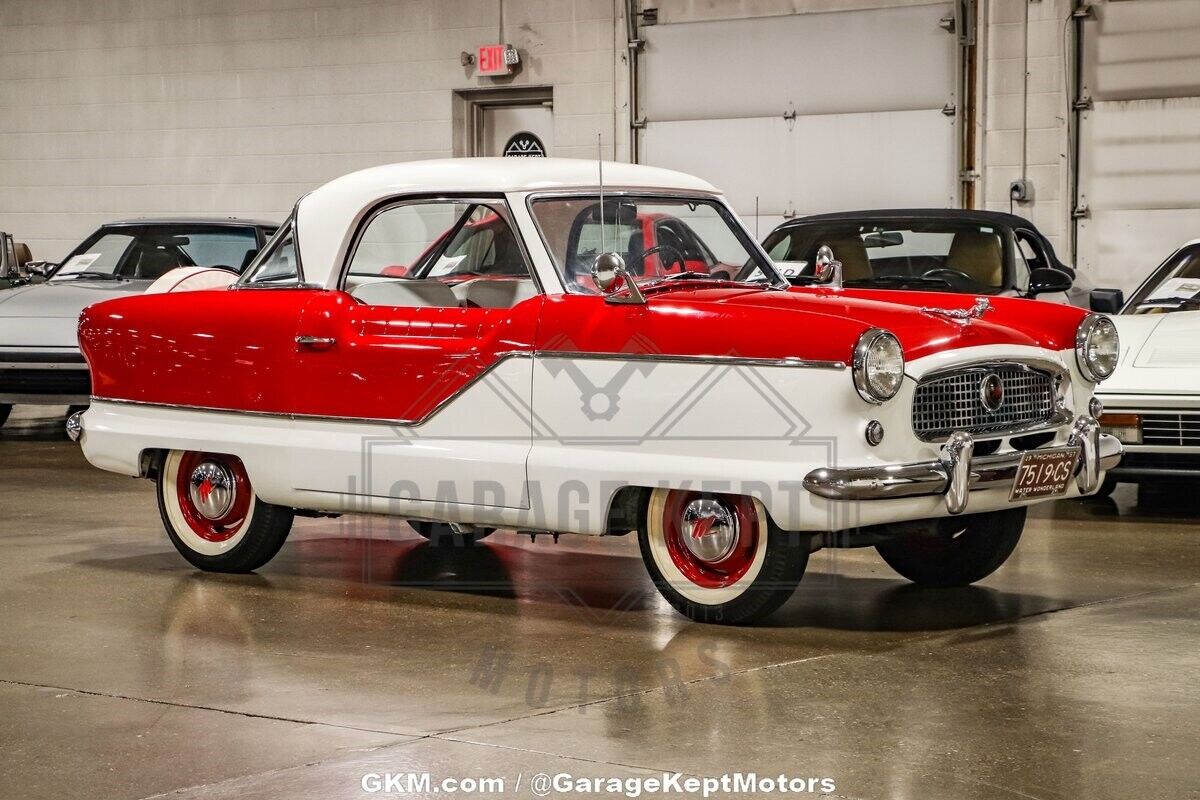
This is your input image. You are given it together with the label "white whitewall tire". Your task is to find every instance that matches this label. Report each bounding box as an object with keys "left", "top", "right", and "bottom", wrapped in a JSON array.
[
  {"left": 157, "top": 450, "right": 294, "bottom": 573},
  {"left": 638, "top": 488, "right": 809, "bottom": 624}
]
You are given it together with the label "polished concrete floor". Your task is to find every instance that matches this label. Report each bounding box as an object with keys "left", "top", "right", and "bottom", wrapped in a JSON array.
[{"left": 1, "top": 406, "right": 1198, "bottom": 800}]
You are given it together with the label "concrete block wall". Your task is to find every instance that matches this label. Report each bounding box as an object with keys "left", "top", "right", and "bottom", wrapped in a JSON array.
[
  {"left": 979, "top": 0, "right": 1074, "bottom": 260},
  {"left": 0, "top": 0, "right": 627, "bottom": 260},
  {"left": 0, "top": 0, "right": 1081, "bottom": 267}
]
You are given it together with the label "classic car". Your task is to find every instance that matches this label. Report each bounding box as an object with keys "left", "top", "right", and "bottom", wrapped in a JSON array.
[
  {"left": 1091, "top": 238, "right": 1200, "bottom": 494},
  {"left": 0, "top": 218, "right": 276, "bottom": 428},
  {"left": 762, "top": 209, "right": 1085, "bottom": 305},
  {"left": 72, "top": 158, "right": 1121, "bottom": 625},
  {"left": 0, "top": 232, "right": 34, "bottom": 290}
]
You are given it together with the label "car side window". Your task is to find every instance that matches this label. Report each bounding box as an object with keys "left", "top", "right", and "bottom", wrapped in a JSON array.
[
  {"left": 242, "top": 225, "right": 299, "bottom": 284},
  {"left": 345, "top": 200, "right": 536, "bottom": 309},
  {"left": 766, "top": 234, "right": 792, "bottom": 261}
]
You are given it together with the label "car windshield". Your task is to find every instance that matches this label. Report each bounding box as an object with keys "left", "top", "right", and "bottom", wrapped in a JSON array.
[
  {"left": 529, "top": 195, "right": 778, "bottom": 293},
  {"left": 763, "top": 220, "right": 1010, "bottom": 294},
  {"left": 1125, "top": 243, "right": 1200, "bottom": 314},
  {"left": 52, "top": 225, "right": 259, "bottom": 281}
]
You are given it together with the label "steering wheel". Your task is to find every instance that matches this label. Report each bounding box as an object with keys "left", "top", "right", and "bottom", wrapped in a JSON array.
[
  {"left": 636, "top": 244, "right": 687, "bottom": 276},
  {"left": 922, "top": 267, "right": 977, "bottom": 287}
]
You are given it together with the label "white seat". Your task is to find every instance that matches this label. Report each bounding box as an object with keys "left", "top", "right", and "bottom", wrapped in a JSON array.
[
  {"left": 451, "top": 278, "right": 538, "bottom": 308},
  {"left": 350, "top": 279, "right": 461, "bottom": 307}
]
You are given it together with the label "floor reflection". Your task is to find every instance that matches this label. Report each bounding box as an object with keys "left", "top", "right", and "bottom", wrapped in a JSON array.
[{"left": 0, "top": 405, "right": 73, "bottom": 440}]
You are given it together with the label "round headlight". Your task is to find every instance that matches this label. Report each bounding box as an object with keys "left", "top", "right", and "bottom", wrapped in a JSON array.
[
  {"left": 1076, "top": 314, "right": 1119, "bottom": 382},
  {"left": 853, "top": 329, "right": 904, "bottom": 403}
]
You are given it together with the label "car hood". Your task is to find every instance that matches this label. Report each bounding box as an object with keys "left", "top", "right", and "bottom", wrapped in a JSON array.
[
  {"left": 1102, "top": 312, "right": 1200, "bottom": 395},
  {"left": 0, "top": 279, "right": 148, "bottom": 349},
  {"left": 663, "top": 285, "right": 1086, "bottom": 362}
]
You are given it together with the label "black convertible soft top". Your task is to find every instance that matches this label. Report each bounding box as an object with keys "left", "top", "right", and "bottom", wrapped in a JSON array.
[{"left": 772, "top": 208, "right": 1072, "bottom": 276}]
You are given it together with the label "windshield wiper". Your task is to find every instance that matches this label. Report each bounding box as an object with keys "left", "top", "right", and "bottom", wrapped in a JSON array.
[
  {"left": 660, "top": 271, "right": 715, "bottom": 282},
  {"left": 61, "top": 272, "right": 120, "bottom": 281},
  {"left": 1136, "top": 296, "right": 1200, "bottom": 310},
  {"left": 845, "top": 276, "right": 955, "bottom": 290},
  {"left": 642, "top": 271, "right": 772, "bottom": 293}
]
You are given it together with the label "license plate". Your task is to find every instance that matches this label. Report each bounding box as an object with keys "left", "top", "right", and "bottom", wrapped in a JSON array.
[{"left": 1009, "top": 448, "right": 1079, "bottom": 501}]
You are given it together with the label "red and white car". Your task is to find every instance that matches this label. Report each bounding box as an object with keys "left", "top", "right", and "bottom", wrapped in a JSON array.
[{"left": 72, "top": 158, "right": 1122, "bottom": 624}]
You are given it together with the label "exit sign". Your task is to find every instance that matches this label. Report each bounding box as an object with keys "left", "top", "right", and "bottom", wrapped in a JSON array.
[{"left": 477, "top": 43, "right": 518, "bottom": 77}]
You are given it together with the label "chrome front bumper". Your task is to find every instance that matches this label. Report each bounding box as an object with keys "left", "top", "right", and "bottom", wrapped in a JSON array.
[{"left": 803, "top": 415, "right": 1123, "bottom": 514}]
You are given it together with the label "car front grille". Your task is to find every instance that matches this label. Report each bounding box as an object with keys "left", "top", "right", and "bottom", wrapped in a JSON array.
[
  {"left": 0, "top": 368, "right": 91, "bottom": 396},
  {"left": 912, "top": 363, "right": 1058, "bottom": 441},
  {"left": 1141, "top": 413, "right": 1200, "bottom": 446}
]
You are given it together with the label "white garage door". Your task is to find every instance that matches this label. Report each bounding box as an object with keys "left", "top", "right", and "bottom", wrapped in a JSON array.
[
  {"left": 1076, "top": 0, "right": 1200, "bottom": 291},
  {"left": 639, "top": 3, "right": 959, "bottom": 236}
]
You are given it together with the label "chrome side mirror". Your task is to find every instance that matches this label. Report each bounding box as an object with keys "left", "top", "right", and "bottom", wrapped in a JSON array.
[
  {"left": 814, "top": 245, "right": 843, "bottom": 288},
  {"left": 25, "top": 261, "right": 56, "bottom": 278},
  {"left": 591, "top": 252, "right": 646, "bottom": 305}
]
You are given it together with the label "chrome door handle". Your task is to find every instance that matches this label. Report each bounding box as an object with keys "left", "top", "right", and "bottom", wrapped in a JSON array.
[{"left": 296, "top": 335, "right": 336, "bottom": 350}]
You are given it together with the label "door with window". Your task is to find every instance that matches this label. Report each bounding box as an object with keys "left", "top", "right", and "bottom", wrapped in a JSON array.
[{"left": 289, "top": 198, "right": 542, "bottom": 509}]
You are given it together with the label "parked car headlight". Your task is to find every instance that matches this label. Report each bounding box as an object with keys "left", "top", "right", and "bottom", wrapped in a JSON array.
[
  {"left": 853, "top": 328, "right": 904, "bottom": 403},
  {"left": 1075, "top": 314, "right": 1119, "bottom": 382}
]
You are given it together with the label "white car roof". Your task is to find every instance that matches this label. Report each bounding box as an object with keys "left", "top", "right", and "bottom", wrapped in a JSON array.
[{"left": 294, "top": 157, "right": 720, "bottom": 288}]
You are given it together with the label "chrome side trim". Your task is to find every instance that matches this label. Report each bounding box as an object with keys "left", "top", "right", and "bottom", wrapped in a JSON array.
[
  {"left": 536, "top": 351, "right": 846, "bottom": 370},
  {"left": 0, "top": 362, "right": 88, "bottom": 371},
  {"left": 804, "top": 418, "right": 1122, "bottom": 508}
]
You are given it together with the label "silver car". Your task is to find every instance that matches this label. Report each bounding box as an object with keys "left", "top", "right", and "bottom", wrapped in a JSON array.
[{"left": 0, "top": 218, "right": 276, "bottom": 428}]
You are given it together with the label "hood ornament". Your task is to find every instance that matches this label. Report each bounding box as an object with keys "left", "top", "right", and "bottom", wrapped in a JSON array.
[{"left": 921, "top": 297, "right": 992, "bottom": 323}]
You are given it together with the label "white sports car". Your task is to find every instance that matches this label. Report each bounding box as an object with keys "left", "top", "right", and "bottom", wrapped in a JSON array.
[
  {"left": 1095, "top": 239, "right": 1200, "bottom": 493},
  {"left": 0, "top": 218, "right": 276, "bottom": 428}
]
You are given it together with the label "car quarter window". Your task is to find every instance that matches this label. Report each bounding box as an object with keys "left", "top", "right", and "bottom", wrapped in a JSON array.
[
  {"left": 241, "top": 224, "right": 299, "bottom": 284},
  {"left": 344, "top": 200, "right": 537, "bottom": 310}
]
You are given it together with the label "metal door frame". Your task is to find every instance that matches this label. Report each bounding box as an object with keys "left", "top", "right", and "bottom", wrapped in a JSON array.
[{"left": 453, "top": 86, "right": 554, "bottom": 157}]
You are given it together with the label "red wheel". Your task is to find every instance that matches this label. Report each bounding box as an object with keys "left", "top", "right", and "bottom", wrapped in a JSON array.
[
  {"left": 659, "top": 491, "right": 760, "bottom": 589},
  {"left": 173, "top": 451, "right": 253, "bottom": 544},
  {"left": 157, "top": 450, "right": 293, "bottom": 572},
  {"left": 639, "top": 488, "right": 808, "bottom": 624}
]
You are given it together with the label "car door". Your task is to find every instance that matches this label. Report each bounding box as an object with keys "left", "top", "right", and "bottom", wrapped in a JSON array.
[{"left": 288, "top": 199, "right": 541, "bottom": 510}]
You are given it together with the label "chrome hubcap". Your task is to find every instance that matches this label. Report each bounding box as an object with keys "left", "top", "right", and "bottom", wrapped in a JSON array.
[
  {"left": 681, "top": 498, "right": 739, "bottom": 563},
  {"left": 188, "top": 462, "right": 235, "bottom": 520}
]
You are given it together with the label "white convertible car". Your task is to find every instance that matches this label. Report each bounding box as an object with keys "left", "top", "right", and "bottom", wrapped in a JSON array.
[{"left": 1095, "top": 239, "right": 1200, "bottom": 493}]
